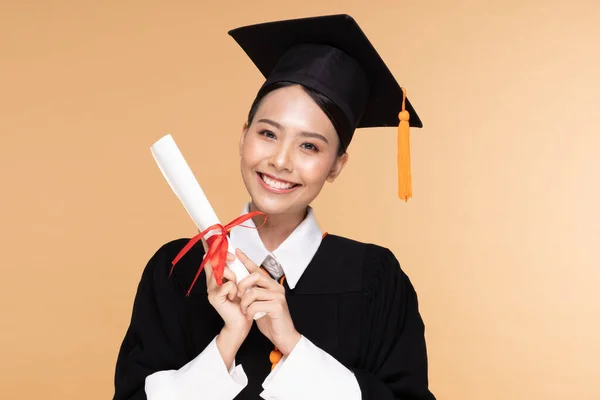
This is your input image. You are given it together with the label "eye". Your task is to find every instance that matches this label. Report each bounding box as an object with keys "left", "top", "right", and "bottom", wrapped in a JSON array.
[
  {"left": 258, "top": 129, "right": 276, "bottom": 139},
  {"left": 301, "top": 142, "right": 319, "bottom": 152}
]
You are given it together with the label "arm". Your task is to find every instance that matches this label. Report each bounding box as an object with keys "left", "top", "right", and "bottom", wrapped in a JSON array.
[
  {"left": 351, "top": 247, "right": 436, "bottom": 400},
  {"left": 112, "top": 241, "right": 248, "bottom": 400},
  {"left": 232, "top": 249, "right": 362, "bottom": 400},
  {"left": 144, "top": 335, "right": 247, "bottom": 400},
  {"left": 259, "top": 247, "right": 436, "bottom": 400}
]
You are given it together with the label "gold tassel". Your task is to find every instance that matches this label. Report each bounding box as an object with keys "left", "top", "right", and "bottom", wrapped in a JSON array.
[{"left": 397, "top": 87, "right": 412, "bottom": 201}]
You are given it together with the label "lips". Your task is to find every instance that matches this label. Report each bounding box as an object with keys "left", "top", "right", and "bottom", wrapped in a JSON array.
[{"left": 257, "top": 172, "right": 300, "bottom": 193}]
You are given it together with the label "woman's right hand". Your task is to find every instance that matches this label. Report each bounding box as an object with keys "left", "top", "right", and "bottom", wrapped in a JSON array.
[{"left": 202, "top": 241, "right": 252, "bottom": 368}]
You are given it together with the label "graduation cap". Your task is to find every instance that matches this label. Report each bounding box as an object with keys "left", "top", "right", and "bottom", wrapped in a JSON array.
[{"left": 228, "top": 14, "right": 422, "bottom": 201}]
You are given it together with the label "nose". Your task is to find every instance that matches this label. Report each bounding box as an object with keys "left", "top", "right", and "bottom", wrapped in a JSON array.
[{"left": 268, "top": 143, "right": 293, "bottom": 172}]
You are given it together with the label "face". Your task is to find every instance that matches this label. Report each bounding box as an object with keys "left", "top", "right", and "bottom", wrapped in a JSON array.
[{"left": 239, "top": 85, "right": 348, "bottom": 217}]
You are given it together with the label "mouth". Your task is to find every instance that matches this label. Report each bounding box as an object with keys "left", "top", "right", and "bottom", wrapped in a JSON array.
[{"left": 256, "top": 172, "right": 301, "bottom": 193}]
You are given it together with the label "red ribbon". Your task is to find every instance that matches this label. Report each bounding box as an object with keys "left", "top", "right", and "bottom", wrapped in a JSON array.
[{"left": 170, "top": 211, "right": 267, "bottom": 296}]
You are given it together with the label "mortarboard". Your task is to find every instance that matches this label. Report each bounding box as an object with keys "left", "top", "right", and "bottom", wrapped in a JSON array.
[{"left": 228, "top": 14, "right": 422, "bottom": 201}]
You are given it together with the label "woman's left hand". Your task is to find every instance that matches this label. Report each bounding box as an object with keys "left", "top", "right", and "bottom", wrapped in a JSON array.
[{"left": 235, "top": 248, "right": 302, "bottom": 357}]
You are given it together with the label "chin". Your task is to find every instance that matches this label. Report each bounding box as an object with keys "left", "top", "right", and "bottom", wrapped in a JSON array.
[
  {"left": 248, "top": 188, "right": 312, "bottom": 218},
  {"left": 250, "top": 194, "right": 300, "bottom": 216}
]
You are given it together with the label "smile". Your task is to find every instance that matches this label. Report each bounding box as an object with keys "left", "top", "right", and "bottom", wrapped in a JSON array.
[{"left": 257, "top": 172, "right": 300, "bottom": 193}]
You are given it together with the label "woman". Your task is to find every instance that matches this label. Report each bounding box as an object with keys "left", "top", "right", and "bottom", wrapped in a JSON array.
[{"left": 113, "top": 14, "right": 436, "bottom": 400}]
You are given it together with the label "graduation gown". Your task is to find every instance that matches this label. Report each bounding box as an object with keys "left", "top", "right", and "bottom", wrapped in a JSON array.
[{"left": 113, "top": 233, "right": 436, "bottom": 399}]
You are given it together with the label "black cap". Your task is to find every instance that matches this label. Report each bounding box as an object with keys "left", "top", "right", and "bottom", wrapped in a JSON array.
[{"left": 228, "top": 13, "right": 422, "bottom": 150}]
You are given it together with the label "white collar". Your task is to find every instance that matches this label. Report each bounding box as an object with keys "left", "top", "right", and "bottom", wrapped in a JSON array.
[{"left": 229, "top": 203, "right": 323, "bottom": 289}]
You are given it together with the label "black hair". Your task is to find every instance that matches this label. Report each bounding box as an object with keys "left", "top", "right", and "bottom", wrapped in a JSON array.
[{"left": 246, "top": 82, "right": 350, "bottom": 156}]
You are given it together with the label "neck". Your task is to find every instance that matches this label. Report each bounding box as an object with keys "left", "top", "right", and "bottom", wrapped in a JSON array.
[{"left": 248, "top": 202, "right": 308, "bottom": 252}]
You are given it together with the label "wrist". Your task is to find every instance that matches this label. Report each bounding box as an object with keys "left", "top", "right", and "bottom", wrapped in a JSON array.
[
  {"left": 279, "top": 331, "right": 302, "bottom": 357},
  {"left": 219, "top": 325, "right": 248, "bottom": 350},
  {"left": 216, "top": 327, "right": 246, "bottom": 368}
]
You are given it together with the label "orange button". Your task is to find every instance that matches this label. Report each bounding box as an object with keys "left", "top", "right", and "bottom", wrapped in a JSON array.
[{"left": 269, "top": 349, "right": 283, "bottom": 364}]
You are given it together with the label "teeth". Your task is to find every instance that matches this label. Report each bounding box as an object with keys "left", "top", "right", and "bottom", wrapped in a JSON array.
[{"left": 261, "top": 174, "right": 295, "bottom": 190}]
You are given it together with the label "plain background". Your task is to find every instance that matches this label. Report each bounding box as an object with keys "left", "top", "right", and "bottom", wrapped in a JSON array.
[{"left": 1, "top": 0, "right": 599, "bottom": 399}]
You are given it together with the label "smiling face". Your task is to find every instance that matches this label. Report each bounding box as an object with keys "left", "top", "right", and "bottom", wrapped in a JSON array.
[{"left": 239, "top": 84, "right": 348, "bottom": 217}]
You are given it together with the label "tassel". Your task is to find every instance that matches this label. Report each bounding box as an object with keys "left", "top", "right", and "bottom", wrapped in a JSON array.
[{"left": 397, "top": 87, "right": 412, "bottom": 201}]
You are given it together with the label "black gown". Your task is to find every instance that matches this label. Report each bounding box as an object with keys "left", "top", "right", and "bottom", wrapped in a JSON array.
[{"left": 113, "top": 234, "right": 436, "bottom": 400}]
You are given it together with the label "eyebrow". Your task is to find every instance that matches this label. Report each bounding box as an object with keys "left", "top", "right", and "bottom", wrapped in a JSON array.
[{"left": 257, "top": 118, "right": 330, "bottom": 144}]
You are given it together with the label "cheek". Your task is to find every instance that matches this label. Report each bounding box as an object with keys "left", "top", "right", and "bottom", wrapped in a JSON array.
[
  {"left": 241, "top": 138, "right": 267, "bottom": 166},
  {"left": 296, "top": 156, "right": 334, "bottom": 184}
]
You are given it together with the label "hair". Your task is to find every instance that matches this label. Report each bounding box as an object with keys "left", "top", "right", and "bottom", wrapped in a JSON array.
[{"left": 246, "top": 81, "right": 351, "bottom": 156}]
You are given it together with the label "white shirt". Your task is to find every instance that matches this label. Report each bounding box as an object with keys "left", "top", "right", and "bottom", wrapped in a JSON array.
[
  {"left": 145, "top": 204, "right": 362, "bottom": 400},
  {"left": 229, "top": 204, "right": 323, "bottom": 287}
]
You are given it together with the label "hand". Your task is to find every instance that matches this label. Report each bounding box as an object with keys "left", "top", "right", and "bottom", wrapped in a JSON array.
[
  {"left": 236, "top": 249, "right": 302, "bottom": 357},
  {"left": 202, "top": 239, "right": 252, "bottom": 368}
]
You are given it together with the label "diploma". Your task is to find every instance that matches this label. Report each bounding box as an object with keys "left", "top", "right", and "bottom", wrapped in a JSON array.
[{"left": 150, "top": 134, "right": 265, "bottom": 319}]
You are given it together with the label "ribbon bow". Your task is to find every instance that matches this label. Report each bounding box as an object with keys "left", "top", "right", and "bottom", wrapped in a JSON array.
[{"left": 170, "top": 211, "right": 267, "bottom": 296}]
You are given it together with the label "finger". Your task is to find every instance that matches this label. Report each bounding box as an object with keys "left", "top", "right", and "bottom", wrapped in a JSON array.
[
  {"left": 246, "top": 300, "right": 285, "bottom": 320},
  {"left": 204, "top": 259, "right": 212, "bottom": 281},
  {"left": 238, "top": 272, "right": 281, "bottom": 295},
  {"left": 222, "top": 266, "right": 236, "bottom": 283},
  {"left": 210, "top": 280, "right": 238, "bottom": 303},
  {"left": 204, "top": 253, "right": 234, "bottom": 281},
  {"left": 224, "top": 281, "right": 239, "bottom": 301},
  {"left": 235, "top": 248, "right": 261, "bottom": 273},
  {"left": 203, "top": 257, "right": 215, "bottom": 288},
  {"left": 240, "top": 287, "right": 276, "bottom": 314}
]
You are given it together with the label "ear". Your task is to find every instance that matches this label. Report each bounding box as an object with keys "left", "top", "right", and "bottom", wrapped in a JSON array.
[
  {"left": 326, "top": 152, "right": 349, "bottom": 182},
  {"left": 239, "top": 122, "right": 249, "bottom": 156}
]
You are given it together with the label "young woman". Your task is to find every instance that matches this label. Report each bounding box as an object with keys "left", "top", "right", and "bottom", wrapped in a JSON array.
[{"left": 113, "top": 14, "right": 436, "bottom": 400}]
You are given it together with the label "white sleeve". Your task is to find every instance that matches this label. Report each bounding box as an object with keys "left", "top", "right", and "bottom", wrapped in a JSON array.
[
  {"left": 260, "top": 336, "right": 361, "bottom": 400},
  {"left": 145, "top": 336, "right": 248, "bottom": 400}
]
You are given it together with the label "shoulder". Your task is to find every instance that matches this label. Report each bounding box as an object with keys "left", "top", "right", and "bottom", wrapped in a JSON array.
[
  {"left": 328, "top": 235, "right": 424, "bottom": 320},
  {"left": 324, "top": 233, "right": 399, "bottom": 267},
  {"left": 324, "top": 233, "right": 407, "bottom": 291},
  {"left": 139, "top": 237, "right": 207, "bottom": 296}
]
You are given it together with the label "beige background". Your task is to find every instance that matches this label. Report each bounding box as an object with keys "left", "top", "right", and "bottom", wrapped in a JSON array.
[{"left": 1, "top": 0, "right": 599, "bottom": 399}]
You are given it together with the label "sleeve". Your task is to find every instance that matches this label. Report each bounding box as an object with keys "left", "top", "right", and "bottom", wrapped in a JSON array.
[
  {"left": 145, "top": 336, "right": 247, "bottom": 400},
  {"left": 112, "top": 241, "right": 247, "bottom": 400},
  {"left": 351, "top": 247, "right": 436, "bottom": 400},
  {"left": 259, "top": 335, "right": 361, "bottom": 400}
]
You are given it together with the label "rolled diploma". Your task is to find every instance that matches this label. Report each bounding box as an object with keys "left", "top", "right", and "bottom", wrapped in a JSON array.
[{"left": 150, "top": 134, "right": 264, "bottom": 319}]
